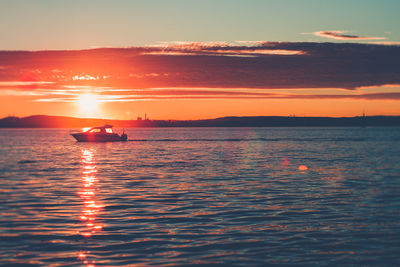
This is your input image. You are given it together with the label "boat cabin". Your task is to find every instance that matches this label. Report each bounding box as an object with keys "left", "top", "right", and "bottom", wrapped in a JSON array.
[{"left": 86, "top": 125, "right": 114, "bottom": 134}]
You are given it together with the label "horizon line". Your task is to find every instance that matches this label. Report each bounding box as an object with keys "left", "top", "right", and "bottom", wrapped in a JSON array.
[{"left": 3, "top": 114, "right": 400, "bottom": 121}]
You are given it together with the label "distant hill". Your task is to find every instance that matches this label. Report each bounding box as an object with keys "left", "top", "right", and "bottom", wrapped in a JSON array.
[
  {"left": 1, "top": 115, "right": 400, "bottom": 128},
  {"left": 0, "top": 115, "right": 137, "bottom": 128}
]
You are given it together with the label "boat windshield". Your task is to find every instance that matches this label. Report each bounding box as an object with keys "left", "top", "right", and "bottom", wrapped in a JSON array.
[
  {"left": 89, "top": 128, "right": 101, "bottom": 133},
  {"left": 105, "top": 128, "right": 113, "bottom": 133}
]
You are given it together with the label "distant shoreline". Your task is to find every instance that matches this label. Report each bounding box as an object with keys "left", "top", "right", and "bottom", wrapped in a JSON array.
[{"left": 1, "top": 115, "right": 400, "bottom": 128}]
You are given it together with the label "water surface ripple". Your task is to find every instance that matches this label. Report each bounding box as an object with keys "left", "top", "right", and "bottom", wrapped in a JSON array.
[{"left": 1, "top": 127, "right": 400, "bottom": 266}]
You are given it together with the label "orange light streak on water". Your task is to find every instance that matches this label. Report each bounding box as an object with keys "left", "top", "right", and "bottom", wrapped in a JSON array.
[
  {"left": 77, "top": 148, "right": 104, "bottom": 266},
  {"left": 298, "top": 165, "right": 309, "bottom": 171}
]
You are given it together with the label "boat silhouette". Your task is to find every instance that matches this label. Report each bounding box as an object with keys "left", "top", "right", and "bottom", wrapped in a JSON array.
[{"left": 71, "top": 125, "right": 127, "bottom": 142}]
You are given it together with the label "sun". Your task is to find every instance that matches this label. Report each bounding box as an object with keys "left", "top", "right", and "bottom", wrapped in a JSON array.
[{"left": 77, "top": 93, "right": 100, "bottom": 116}]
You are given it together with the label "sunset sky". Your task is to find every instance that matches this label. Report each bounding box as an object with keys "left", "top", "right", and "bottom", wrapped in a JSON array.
[{"left": 1, "top": 0, "right": 400, "bottom": 120}]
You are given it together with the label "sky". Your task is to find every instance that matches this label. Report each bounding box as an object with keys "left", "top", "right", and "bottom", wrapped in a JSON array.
[{"left": 0, "top": 0, "right": 400, "bottom": 120}]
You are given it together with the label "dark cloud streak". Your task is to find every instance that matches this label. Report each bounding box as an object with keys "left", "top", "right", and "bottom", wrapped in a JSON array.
[{"left": 0, "top": 42, "right": 400, "bottom": 92}]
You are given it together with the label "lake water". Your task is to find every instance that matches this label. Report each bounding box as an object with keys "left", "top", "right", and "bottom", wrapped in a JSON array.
[{"left": 0, "top": 127, "right": 400, "bottom": 266}]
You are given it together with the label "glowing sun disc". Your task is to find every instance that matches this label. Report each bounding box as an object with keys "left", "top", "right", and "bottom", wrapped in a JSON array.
[{"left": 77, "top": 94, "right": 99, "bottom": 114}]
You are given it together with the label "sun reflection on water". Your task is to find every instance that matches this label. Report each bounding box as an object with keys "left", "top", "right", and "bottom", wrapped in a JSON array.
[{"left": 78, "top": 148, "right": 104, "bottom": 266}]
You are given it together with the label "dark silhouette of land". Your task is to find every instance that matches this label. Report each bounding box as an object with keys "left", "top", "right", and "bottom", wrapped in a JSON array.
[{"left": 1, "top": 115, "right": 400, "bottom": 128}]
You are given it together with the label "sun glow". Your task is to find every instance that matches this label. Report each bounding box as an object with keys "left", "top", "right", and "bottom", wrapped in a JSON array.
[{"left": 77, "top": 94, "right": 100, "bottom": 116}]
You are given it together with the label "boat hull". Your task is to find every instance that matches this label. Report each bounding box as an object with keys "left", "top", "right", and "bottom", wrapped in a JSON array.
[{"left": 71, "top": 133, "right": 127, "bottom": 142}]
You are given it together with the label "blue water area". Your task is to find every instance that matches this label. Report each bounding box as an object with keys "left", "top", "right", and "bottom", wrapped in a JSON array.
[{"left": 0, "top": 127, "right": 400, "bottom": 266}]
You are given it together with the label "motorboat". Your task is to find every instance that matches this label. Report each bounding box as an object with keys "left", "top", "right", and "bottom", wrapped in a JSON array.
[{"left": 71, "top": 125, "right": 127, "bottom": 142}]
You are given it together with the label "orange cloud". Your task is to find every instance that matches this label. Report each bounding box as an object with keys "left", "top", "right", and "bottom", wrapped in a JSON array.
[
  {"left": 368, "top": 41, "right": 400, "bottom": 46},
  {"left": 313, "top": 30, "right": 386, "bottom": 40},
  {"left": 28, "top": 87, "right": 400, "bottom": 103}
]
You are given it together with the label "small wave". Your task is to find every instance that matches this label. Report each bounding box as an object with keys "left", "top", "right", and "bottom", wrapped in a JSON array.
[
  {"left": 129, "top": 138, "right": 273, "bottom": 142},
  {"left": 17, "top": 160, "right": 38, "bottom": 164},
  {"left": 127, "top": 137, "right": 367, "bottom": 142}
]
